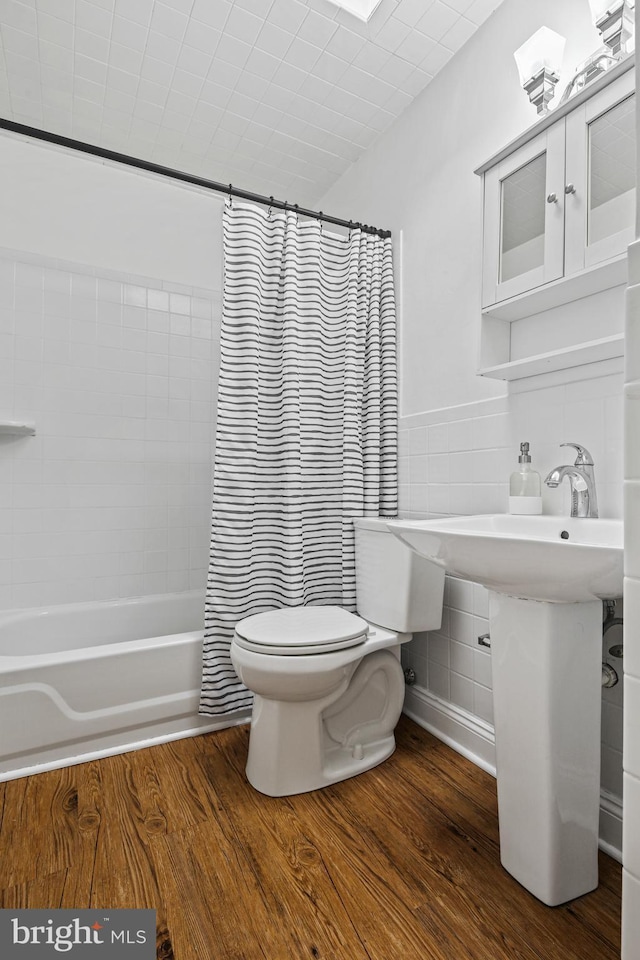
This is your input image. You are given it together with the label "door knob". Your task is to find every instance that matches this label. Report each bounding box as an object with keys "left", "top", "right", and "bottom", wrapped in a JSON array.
[
  {"left": 565, "top": 183, "right": 576, "bottom": 195},
  {"left": 547, "top": 193, "right": 558, "bottom": 204}
]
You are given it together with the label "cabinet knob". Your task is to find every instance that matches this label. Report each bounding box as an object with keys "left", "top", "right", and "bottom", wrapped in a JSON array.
[
  {"left": 547, "top": 192, "right": 558, "bottom": 204},
  {"left": 565, "top": 183, "right": 577, "bottom": 195}
]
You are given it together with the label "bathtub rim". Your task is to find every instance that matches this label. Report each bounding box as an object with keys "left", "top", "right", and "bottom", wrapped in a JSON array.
[
  {"left": 0, "top": 588, "right": 205, "bottom": 667},
  {"left": 0, "top": 629, "right": 204, "bottom": 673}
]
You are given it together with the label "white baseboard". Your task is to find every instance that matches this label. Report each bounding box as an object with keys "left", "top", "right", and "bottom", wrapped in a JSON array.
[
  {"left": 403, "top": 684, "right": 496, "bottom": 775},
  {"left": 600, "top": 789, "right": 623, "bottom": 863},
  {"left": 403, "top": 684, "right": 622, "bottom": 862}
]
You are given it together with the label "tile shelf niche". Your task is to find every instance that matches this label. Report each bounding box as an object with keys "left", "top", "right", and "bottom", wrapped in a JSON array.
[
  {"left": 0, "top": 421, "right": 36, "bottom": 436},
  {"left": 475, "top": 55, "right": 634, "bottom": 381}
]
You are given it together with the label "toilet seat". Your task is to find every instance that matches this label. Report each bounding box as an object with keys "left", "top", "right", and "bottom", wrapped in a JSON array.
[{"left": 234, "top": 605, "right": 369, "bottom": 656}]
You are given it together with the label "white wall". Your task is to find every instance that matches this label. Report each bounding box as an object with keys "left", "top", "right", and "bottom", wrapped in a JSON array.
[
  {"left": 320, "top": 0, "right": 604, "bottom": 416},
  {"left": 320, "top": 0, "right": 626, "bottom": 853},
  {"left": 0, "top": 132, "right": 224, "bottom": 608},
  {"left": 0, "top": 135, "right": 222, "bottom": 288}
]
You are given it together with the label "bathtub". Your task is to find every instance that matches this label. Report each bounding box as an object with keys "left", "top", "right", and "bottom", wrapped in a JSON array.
[{"left": 0, "top": 590, "right": 245, "bottom": 781}]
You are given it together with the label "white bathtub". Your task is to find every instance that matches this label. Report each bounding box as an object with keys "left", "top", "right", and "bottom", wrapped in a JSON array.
[{"left": 0, "top": 590, "right": 243, "bottom": 781}]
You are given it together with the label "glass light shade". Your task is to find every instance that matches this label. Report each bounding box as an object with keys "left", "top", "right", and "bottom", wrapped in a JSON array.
[
  {"left": 588, "top": 0, "right": 619, "bottom": 23},
  {"left": 323, "top": 0, "right": 383, "bottom": 20},
  {"left": 513, "top": 27, "right": 567, "bottom": 86}
]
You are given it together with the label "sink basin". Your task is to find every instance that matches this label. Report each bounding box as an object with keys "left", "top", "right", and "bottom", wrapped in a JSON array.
[{"left": 387, "top": 514, "right": 623, "bottom": 603}]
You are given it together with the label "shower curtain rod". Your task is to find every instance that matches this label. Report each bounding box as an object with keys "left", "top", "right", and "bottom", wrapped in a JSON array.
[{"left": 0, "top": 117, "right": 391, "bottom": 239}]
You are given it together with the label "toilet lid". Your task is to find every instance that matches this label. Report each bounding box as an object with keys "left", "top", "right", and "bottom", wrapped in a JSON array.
[{"left": 234, "top": 606, "right": 369, "bottom": 656}]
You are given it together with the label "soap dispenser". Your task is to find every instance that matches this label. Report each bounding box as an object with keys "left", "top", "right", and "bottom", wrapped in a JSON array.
[{"left": 509, "top": 442, "right": 542, "bottom": 515}]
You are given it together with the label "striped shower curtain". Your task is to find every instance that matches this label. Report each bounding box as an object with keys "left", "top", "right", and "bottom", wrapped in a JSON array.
[{"left": 199, "top": 201, "right": 397, "bottom": 716}]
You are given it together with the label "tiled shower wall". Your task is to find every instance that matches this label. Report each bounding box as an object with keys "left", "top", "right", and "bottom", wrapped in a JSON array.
[
  {"left": 0, "top": 247, "right": 220, "bottom": 610},
  {"left": 399, "top": 365, "right": 625, "bottom": 826}
]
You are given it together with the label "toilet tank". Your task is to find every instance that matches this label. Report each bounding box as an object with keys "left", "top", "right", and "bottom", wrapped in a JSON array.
[{"left": 353, "top": 518, "right": 445, "bottom": 633}]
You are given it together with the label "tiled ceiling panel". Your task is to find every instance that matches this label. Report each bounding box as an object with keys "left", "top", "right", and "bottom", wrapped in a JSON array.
[{"left": 0, "top": 0, "right": 505, "bottom": 206}]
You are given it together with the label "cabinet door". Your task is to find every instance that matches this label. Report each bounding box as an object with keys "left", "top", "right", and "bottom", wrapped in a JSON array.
[
  {"left": 482, "top": 123, "right": 565, "bottom": 307},
  {"left": 565, "top": 69, "right": 635, "bottom": 274}
]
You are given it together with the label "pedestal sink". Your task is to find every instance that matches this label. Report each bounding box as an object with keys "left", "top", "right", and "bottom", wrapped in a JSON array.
[{"left": 387, "top": 514, "right": 623, "bottom": 906}]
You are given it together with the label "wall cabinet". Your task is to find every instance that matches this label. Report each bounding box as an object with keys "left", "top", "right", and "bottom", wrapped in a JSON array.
[{"left": 477, "top": 58, "right": 634, "bottom": 380}]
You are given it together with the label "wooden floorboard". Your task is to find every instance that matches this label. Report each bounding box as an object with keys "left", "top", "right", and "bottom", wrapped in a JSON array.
[{"left": 0, "top": 716, "right": 622, "bottom": 960}]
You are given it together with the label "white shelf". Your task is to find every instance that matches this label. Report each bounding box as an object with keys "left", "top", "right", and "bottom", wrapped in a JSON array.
[
  {"left": 481, "top": 255, "right": 628, "bottom": 322},
  {"left": 478, "top": 334, "right": 624, "bottom": 381},
  {"left": 0, "top": 421, "right": 36, "bottom": 436}
]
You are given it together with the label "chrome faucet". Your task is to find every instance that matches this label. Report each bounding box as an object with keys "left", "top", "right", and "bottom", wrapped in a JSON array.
[{"left": 544, "top": 443, "right": 598, "bottom": 518}]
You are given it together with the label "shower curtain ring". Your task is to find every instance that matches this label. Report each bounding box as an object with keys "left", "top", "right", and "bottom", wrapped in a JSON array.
[
  {"left": 348, "top": 219, "right": 353, "bottom": 240},
  {"left": 268, "top": 196, "right": 274, "bottom": 218},
  {"left": 228, "top": 184, "right": 233, "bottom": 208},
  {"left": 318, "top": 212, "right": 323, "bottom": 233},
  {"left": 294, "top": 203, "right": 299, "bottom": 223}
]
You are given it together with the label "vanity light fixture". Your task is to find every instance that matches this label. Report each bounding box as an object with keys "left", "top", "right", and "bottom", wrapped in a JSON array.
[
  {"left": 513, "top": 27, "right": 567, "bottom": 115},
  {"left": 588, "top": 0, "right": 635, "bottom": 57},
  {"left": 323, "top": 0, "right": 384, "bottom": 21},
  {"left": 559, "top": 0, "right": 634, "bottom": 105}
]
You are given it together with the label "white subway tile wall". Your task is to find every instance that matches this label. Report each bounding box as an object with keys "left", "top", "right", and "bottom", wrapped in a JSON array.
[
  {"left": 399, "top": 368, "right": 624, "bottom": 812},
  {"left": 623, "top": 265, "right": 640, "bottom": 957},
  {"left": 0, "top": 248, "right": 220, "bottom": 609},
  {"left": 399, "top": 377, "right": 623, "bottom": 524}
]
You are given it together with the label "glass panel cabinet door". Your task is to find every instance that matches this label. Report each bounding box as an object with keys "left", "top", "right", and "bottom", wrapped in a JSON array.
[
  {"left": 482, "top": 123, "right": 565, "bottom": 307},
  {"left": 588, "top": 93, "right": 635, "bottom": 246},
  {"left": 565, "top": 70, "right": 635, "bottom": 274},
  {"left": 500, "top": 153, "right": 546, "bottom": 283}
]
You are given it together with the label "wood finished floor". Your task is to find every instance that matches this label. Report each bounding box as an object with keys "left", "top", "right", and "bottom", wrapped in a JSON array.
[{"left": 0, "top": 716, "right": 621, "bottom": 960}]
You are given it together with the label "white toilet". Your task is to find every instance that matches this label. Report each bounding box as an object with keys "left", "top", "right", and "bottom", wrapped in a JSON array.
[{"left": 231, "top": 518, "right": 445, "bottom": 797}]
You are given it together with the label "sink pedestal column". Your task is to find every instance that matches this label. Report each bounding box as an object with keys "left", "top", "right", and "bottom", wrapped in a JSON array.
[{"left": 488, "top": 592, "right": 603, "bottom": 906}]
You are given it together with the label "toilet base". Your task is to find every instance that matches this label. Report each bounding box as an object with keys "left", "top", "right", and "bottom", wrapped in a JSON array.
[
  {"left": 246, "top": 697, "right": 397, "bottom": 797},
  {"left": 245, "top": 649, "right": 405, "bottom": 797},
  {"left": 321, "top": 731, "right": 397, "bottom": 790}
]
